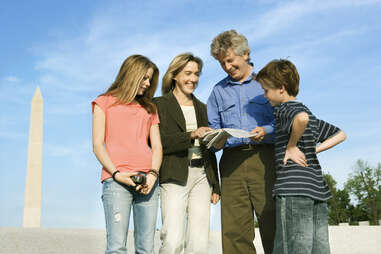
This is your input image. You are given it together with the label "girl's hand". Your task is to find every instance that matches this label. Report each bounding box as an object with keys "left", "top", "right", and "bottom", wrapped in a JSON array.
[
  {"left": 114, "top": 171, "right": 138, "bottom": 187},
  {"left": 140, "top": 174, "right": 157, "bottom": 195}
]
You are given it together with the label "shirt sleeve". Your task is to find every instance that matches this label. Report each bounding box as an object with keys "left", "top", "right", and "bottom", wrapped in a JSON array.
[
  {"left": 316, "top": 119, "right": 341, "bottom": 143},
  {"left": 262, "top": 102, "right": 275, "bottom": 134},
  {"left": 280, "top": 106, "right": 308, "bottom": 134},
  {"left": 207, "top": 89, "right": 222, "bottom": 130},
  {"left": 92, "top": 95, "right": 109, "bottom": 113}
]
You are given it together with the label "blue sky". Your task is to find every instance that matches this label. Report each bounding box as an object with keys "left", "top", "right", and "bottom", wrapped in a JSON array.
[{"left": 1, "top": 0, "right": 380, "bottom": 229}]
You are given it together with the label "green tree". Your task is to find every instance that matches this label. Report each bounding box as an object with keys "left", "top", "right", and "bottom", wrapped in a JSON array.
[
  {"left": 335, "top": 189, "right": 351, "bottom": 222},
  {"left": 324, "top": 173, "right": 350, "bottom": 224},
  {"left": 347, "top": 204, "right": 369, "bottom": 225},
  {"left": 345, "top": 160, "right": 381, "bottom": 225}
]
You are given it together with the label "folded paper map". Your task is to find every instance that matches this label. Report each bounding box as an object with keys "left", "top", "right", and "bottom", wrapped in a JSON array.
[{"left": 202, "top": 128, "right": 257, "bottom": 149}]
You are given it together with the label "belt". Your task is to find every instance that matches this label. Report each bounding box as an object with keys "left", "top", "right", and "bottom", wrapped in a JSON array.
[
  {"left": 226, "top": 143, "right": 273, "bottom": 151},
  {"left": 189, "top": 158, "right": 204, "bottom": 168}
]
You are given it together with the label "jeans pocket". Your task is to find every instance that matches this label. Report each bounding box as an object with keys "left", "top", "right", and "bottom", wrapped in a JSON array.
[
  {"left": 288, "top": 197, "right": 314, "bottom": 249},
  {"left": 102, "top": 179, "right": 121, "bottom": 201}
]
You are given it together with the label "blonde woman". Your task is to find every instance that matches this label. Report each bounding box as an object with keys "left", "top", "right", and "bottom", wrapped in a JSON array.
[
  {"left": 92, "top": 55, "right": 162, "bottom": 254},
  {"left": 154, "top": 53, "right": 220, "bottom": 254}
]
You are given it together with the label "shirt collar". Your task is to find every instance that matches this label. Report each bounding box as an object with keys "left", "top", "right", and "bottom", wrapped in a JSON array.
[
  {"left": 226, "top": 63, "right": 256, "bottom": 86},
  {"left": 273, "top": 100, "right": 301, "bottom": 117}
]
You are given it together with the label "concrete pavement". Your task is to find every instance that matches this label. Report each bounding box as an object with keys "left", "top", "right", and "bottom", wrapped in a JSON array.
[{"left": 1, "top": 226, "right": 380, "bottom": 254}]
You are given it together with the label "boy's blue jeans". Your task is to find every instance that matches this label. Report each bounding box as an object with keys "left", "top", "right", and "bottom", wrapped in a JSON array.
[
  {"left": 102, "top": 178, "right": 159, "bottom": 254},
  {"left": 273, "top": 196, "right": 330, "bottom": 254}
]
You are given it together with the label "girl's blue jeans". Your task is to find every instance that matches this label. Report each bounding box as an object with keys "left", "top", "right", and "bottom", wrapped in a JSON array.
[{"left": 102, "top": 178, "right": 159, "bottom": 254}]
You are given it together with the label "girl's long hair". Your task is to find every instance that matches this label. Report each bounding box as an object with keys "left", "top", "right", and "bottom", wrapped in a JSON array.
[
  {"left": 161, "top": 53, "right": 203, "bottom": 95},
  {"left": 103, "top": 55, "right": 159, "bottom": 113}
]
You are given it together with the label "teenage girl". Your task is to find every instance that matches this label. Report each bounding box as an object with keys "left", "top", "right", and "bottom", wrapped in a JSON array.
[{"left": 92, "top": 55, "right": 162, "bottom": 254}]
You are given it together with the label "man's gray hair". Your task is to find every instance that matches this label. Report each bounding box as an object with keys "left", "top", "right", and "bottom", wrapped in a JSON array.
[{"left": 210, "top": 29, "right": 250, "bottom": 60}]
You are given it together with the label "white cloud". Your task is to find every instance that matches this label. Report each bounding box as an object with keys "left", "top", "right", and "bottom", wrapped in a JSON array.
[
  {"left": 45, "top": 141, "right": 91, "bottom": 158},
  {"left": 24, "top": 0, "right": 381, "bottom": 177},
  {"left": 30, "top": 4, "right": 230, "bottom": 96},
  {"left": 0, "top": 131, "right": 27, "bottom": 140},
  {"left": 240, "top": 0, "right": 381, "bottom": 43},
  {"left": 30, "top": 0, "right": 381, "bottom": 99},
  {"left": 45, "top": 143, "right": 74, "bottom": 157},
  {"left": 4, "top": 76, "right": 21, "bottom": 83}
]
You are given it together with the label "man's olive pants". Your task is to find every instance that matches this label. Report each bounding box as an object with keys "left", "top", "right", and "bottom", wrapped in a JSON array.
[{"left": 220, "top": 144, "right": 276, "bottom": 254}]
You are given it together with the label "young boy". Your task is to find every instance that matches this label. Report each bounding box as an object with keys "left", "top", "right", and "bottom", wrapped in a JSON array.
[{"left": 256, "top": 59, "right": 346, "bottom": 254}]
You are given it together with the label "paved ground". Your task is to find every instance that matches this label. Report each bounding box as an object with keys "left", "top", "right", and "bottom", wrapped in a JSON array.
[{"left": 1, "top": 226, "right": 380, "bottom": 254}]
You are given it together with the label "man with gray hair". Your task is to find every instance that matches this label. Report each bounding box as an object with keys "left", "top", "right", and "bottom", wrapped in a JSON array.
[{"left": 207, "top": 30, "right": 276, "bottom": 254}]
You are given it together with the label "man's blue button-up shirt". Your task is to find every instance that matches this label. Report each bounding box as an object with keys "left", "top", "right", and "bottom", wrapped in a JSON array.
[{"left": 207, "top": 72, "right": 275, "bottom": 148}]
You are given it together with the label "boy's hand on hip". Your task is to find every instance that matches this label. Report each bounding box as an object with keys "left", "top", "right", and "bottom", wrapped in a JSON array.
[{"left": 283, "top": 146, "right": 307, "bottom": 167}]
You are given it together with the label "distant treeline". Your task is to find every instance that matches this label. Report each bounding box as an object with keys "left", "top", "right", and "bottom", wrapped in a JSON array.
[{"left": 324, "top": 160, "right": 381, "bottom": 225}]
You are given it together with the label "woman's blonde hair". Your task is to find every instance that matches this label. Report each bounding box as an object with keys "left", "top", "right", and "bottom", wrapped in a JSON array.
[
  {"left": 210, "top": 29, "right": 250, "bottom": 60},
  {"left": 161, "top": 53, "right": 203, "bottom": 95},
  {"left": 103, "top": 55, "right": 159, "bottom": 113}
]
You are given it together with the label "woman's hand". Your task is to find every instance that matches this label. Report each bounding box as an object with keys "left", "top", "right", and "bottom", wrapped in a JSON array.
[
  {"left": 114, "top": 171, "right": 138, "bottom": 187},
  {"left": 211, "top": 193, "right": 220, "bottom": 204},
  {"left": 140, "top": 174, "right": 157, "bottom": 195},
  {"left": 191, "top": 127, "right": 213, "bottom": 139}
]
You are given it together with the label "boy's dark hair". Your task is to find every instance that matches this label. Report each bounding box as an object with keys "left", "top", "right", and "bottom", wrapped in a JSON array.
[{"left": 256, "top": 59, "right": 300, "bottom": 96}]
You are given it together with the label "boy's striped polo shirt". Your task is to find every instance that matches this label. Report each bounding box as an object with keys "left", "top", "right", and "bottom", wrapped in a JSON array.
[{"left": 273, "top": 101, "right": 340, "bottom": 201}]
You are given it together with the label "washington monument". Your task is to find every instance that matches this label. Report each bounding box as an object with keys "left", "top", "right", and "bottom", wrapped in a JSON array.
[{"left": 23, "top": 87, "right": 43, "bottom": 227}]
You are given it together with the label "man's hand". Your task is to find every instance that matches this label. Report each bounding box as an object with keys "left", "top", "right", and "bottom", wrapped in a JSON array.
[
  {"left": 140, "top": 174, "right": 157, "bottom": 195},
  {"left": 249, "top": 126, "right": 266, "bottom": 142},
  {"left": 211, "top": 193, "right": 220, "bottom": 204},
  {"left": 283, "top": 146, "right": 307, "bottom": 167}
]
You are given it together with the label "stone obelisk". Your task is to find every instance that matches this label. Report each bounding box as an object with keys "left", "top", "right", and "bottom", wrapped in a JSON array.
[{"left": 23, "top": 86, "right": 43, "bottom": 228}]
